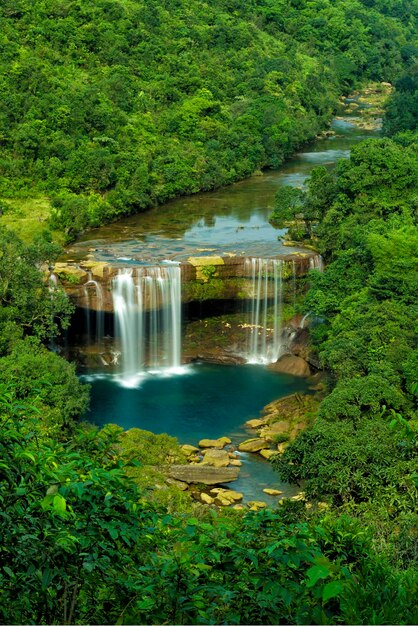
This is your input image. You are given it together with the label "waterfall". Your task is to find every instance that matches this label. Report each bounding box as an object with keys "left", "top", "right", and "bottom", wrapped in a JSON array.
[
  {"left": 301, "top": 312, "right": 311, "bottom": 328},
  {"left": 112, "top": 264, "right": 182, "bottom": 382},
  {"left": 245, "top": 258, "right": 283, "bottom": 364},
  {"left": 309, "top": 254, "right": 324, "bottom": 271},
  {"left": 83, "top": 274, "right": 105, "bottom": 348},
  {"left": 48, "top": 273, "right": 58, "bottom": 289}
]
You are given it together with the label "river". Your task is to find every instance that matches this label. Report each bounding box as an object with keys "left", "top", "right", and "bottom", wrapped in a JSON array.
[{"left": 72, "top": 99, "right": 380, "bottom": 503}]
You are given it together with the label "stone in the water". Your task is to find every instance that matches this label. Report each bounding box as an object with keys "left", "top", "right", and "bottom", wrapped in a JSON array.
[
  {"left": 245, "top": 418, "right": 265, "bottom": 428},
  {"left": 209, "top": 488, "right": 243, "bottom": 503},
  {"left": 247, "top": 501, "right": 267, "bottom": 511},
  {"left": 230, "top": 459, "right": 243, "bottom": 466},
  {"left": 263, "top": 488, "right": 283, "bottom": 496},
  {"left": 238, "top": 438, "right": 269, "bottom": 452},
  {"left": 259, "top": 449, "right": 277, "bottom": 460},
  {"left": 199, "top": 437, "right": 231, "bottom": 449},
  {"left": 201, "top": 449, "right": 230, "bottom": 468},
  {"left": 169, "top": 465, "right": 239, "bottom": 485},
  {"left": 181, "top": 444, "right": 200, "bottom": 456}
]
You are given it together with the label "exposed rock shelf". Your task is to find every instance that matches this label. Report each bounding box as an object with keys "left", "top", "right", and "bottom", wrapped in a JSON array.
[{"left": 53, "top": 251, "right": 322, "bottom": 312}]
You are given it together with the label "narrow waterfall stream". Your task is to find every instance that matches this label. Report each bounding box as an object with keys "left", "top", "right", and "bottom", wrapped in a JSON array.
[
  {"left": 245, "top": 258, "right": 283, "bottom": 364},
  {"left": 112, "top": 264, "right": 183, "bottom": 385}
]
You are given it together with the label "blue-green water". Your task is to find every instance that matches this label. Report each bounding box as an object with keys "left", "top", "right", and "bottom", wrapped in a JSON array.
[{"left": 83, "top": 363, "right": 308, "bottom": 501}]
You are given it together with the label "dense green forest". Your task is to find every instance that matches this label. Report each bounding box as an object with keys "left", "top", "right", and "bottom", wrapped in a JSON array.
[
  {"left": 0, "top": 0, "right": 417, "bottom": 239},
  {"left": 1, "top": 0, "right": 418, "bottom": 624}
]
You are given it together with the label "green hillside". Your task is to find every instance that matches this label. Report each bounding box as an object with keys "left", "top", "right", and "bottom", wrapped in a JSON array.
[{"left": 0, "top": 0, "right": 416, "bottom": 238}]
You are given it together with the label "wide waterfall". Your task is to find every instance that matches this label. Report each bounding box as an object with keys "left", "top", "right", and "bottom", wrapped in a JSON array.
[
  {"left": 112, "top": 264, "right": 182, "bottom": 384},
  {"left": 245, "top": 258, "right": 284, "bottom": 364}
]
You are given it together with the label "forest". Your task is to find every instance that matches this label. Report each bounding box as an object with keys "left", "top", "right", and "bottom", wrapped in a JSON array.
[
  {"left": 0, "top": 0, "right": 418, "bottom": 624},
  {"left": 0, "top": 0, "right": 417, "bottom": 239}
]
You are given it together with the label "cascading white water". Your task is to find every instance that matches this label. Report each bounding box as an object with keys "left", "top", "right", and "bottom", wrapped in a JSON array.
[
  {"left": 309, "top": 254, "right": 324, "bottom": 271},
  {"left": 245, "top": 258, "right": 283, "bottom": 364},
  {"left": 112, "top": 264, "right": 182, "bottom": 382}
]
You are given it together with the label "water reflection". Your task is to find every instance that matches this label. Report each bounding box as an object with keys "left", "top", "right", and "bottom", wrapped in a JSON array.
[{"left": 67, "top": 114, "right": 379, "bottom": 264}]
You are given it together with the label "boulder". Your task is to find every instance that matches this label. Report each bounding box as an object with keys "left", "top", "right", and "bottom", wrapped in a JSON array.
[
  {"left": 245, "top": 418, "right": 266, "bottom": 428},
  {"left": 214, "top": 496, "right": 232, "bottom": 506},
  {"left": 201, "top": 449, "right": 230, "bottom": 468},
  {"left": 165, "top": 478, "right": 189, "bottom": 491},
  {"left": 54, "top": 263, "right": 87, "bottom": 284},
  {"left": 238, "top": 438, "right": 269, "bottom": 453},
  {"left": 181, "top": 444, "right": 200, "bottom": 456},
  {"left": 263, "top": 488, "right": 283, "bottom": 496},
  {"left": 260, "top": 421, "right": 289, "bottom": 439},
  {"left": 81, "top": 261, "right": 110, "bottom": 279},
  {"left": 209, "top": 488, "right": 243, "bottom": 503},
  {"left": 268, "top": 354, "right": 311, "bottom": 377},
  {"left": 229, "top": 459, "right": 243, "bottom": 467},
  {"left": 199, "top": 437, "right": 231, "bottom": 449},
  {"left": 200, "top": 493, "right": 215, "bottom": 505},
  {"left": 259, "top": 449, "right": 277, "bottom": 460},
  {"left": 169, "top": 465, "right": 239, "bottom": 485},
  {"left": 247, "top": 501, "right": 267, "bottom": 511}
]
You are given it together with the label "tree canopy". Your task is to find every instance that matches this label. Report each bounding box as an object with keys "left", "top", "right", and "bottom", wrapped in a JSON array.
[{"left": 0, "top": 0, "right": 417, "bottom": 238}]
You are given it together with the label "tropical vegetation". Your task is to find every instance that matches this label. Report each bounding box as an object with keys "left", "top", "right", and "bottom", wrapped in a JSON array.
[{"left": 0, "top": 0, "right": 417, "bottom": 623}]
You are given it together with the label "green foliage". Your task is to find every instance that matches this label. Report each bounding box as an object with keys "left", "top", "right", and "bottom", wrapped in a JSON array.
[
  {"left": 273, "top": 98, "right": 418, "bottom": 579},
  {"left": 200, "top": 264, "right": 218, "bottom": 281},
  {"left": 274, "top": 413, "right": 417, "bottom": 506},
  {"left": 0, "top": 338, "right": 89, "bottom": 434},
  {"left": 0, "top": 225, "right": 72, "bottom": 343},
  {"left": 384, "top": 62, "right": 418, "bottom": 136},
  {"left": 0, "top": 0, "right": 415, "bottom": 237}
]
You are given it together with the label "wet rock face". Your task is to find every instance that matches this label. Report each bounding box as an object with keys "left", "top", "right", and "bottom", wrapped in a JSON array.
[{"left": 268, "top": 354, "right": 311, "bottom": 377}]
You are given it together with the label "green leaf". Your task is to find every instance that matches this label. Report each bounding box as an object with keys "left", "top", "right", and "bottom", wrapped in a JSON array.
[
  {"left": 306, "top": 564, "right": 331, "bottom": 588},
  {"left": 322, "top": 580, "right": 343, "bottom": 602},
  {"left": 53, "top": 493, "right": 67, "bottom": 515}
]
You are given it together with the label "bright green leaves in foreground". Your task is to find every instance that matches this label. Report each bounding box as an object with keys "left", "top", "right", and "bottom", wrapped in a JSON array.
[{"left": 1, "top": 385, "right": 416, "bottom": 625}]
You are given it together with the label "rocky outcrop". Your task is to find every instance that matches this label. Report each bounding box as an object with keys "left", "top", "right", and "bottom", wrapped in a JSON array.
[
  {"left": 199, "top": 437, "right": 231, "bottom": 449},
  {"left": 169, "top": 464, "right": 239, "bottom": 485},
  {"left": 268, "top": 354, "right": 311, "bottom": 377},
  {"left": 201, "top": 449, "right": 230, "bottom": 468},
  {"left": 263, "top": 488, "right": 283, "bottom": 496},
  {"left": 238, "top": 438, "right": 269, "bottom": 452},
  {"left": 55, "top": 251, "right": 322, "bottom": 312}
]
